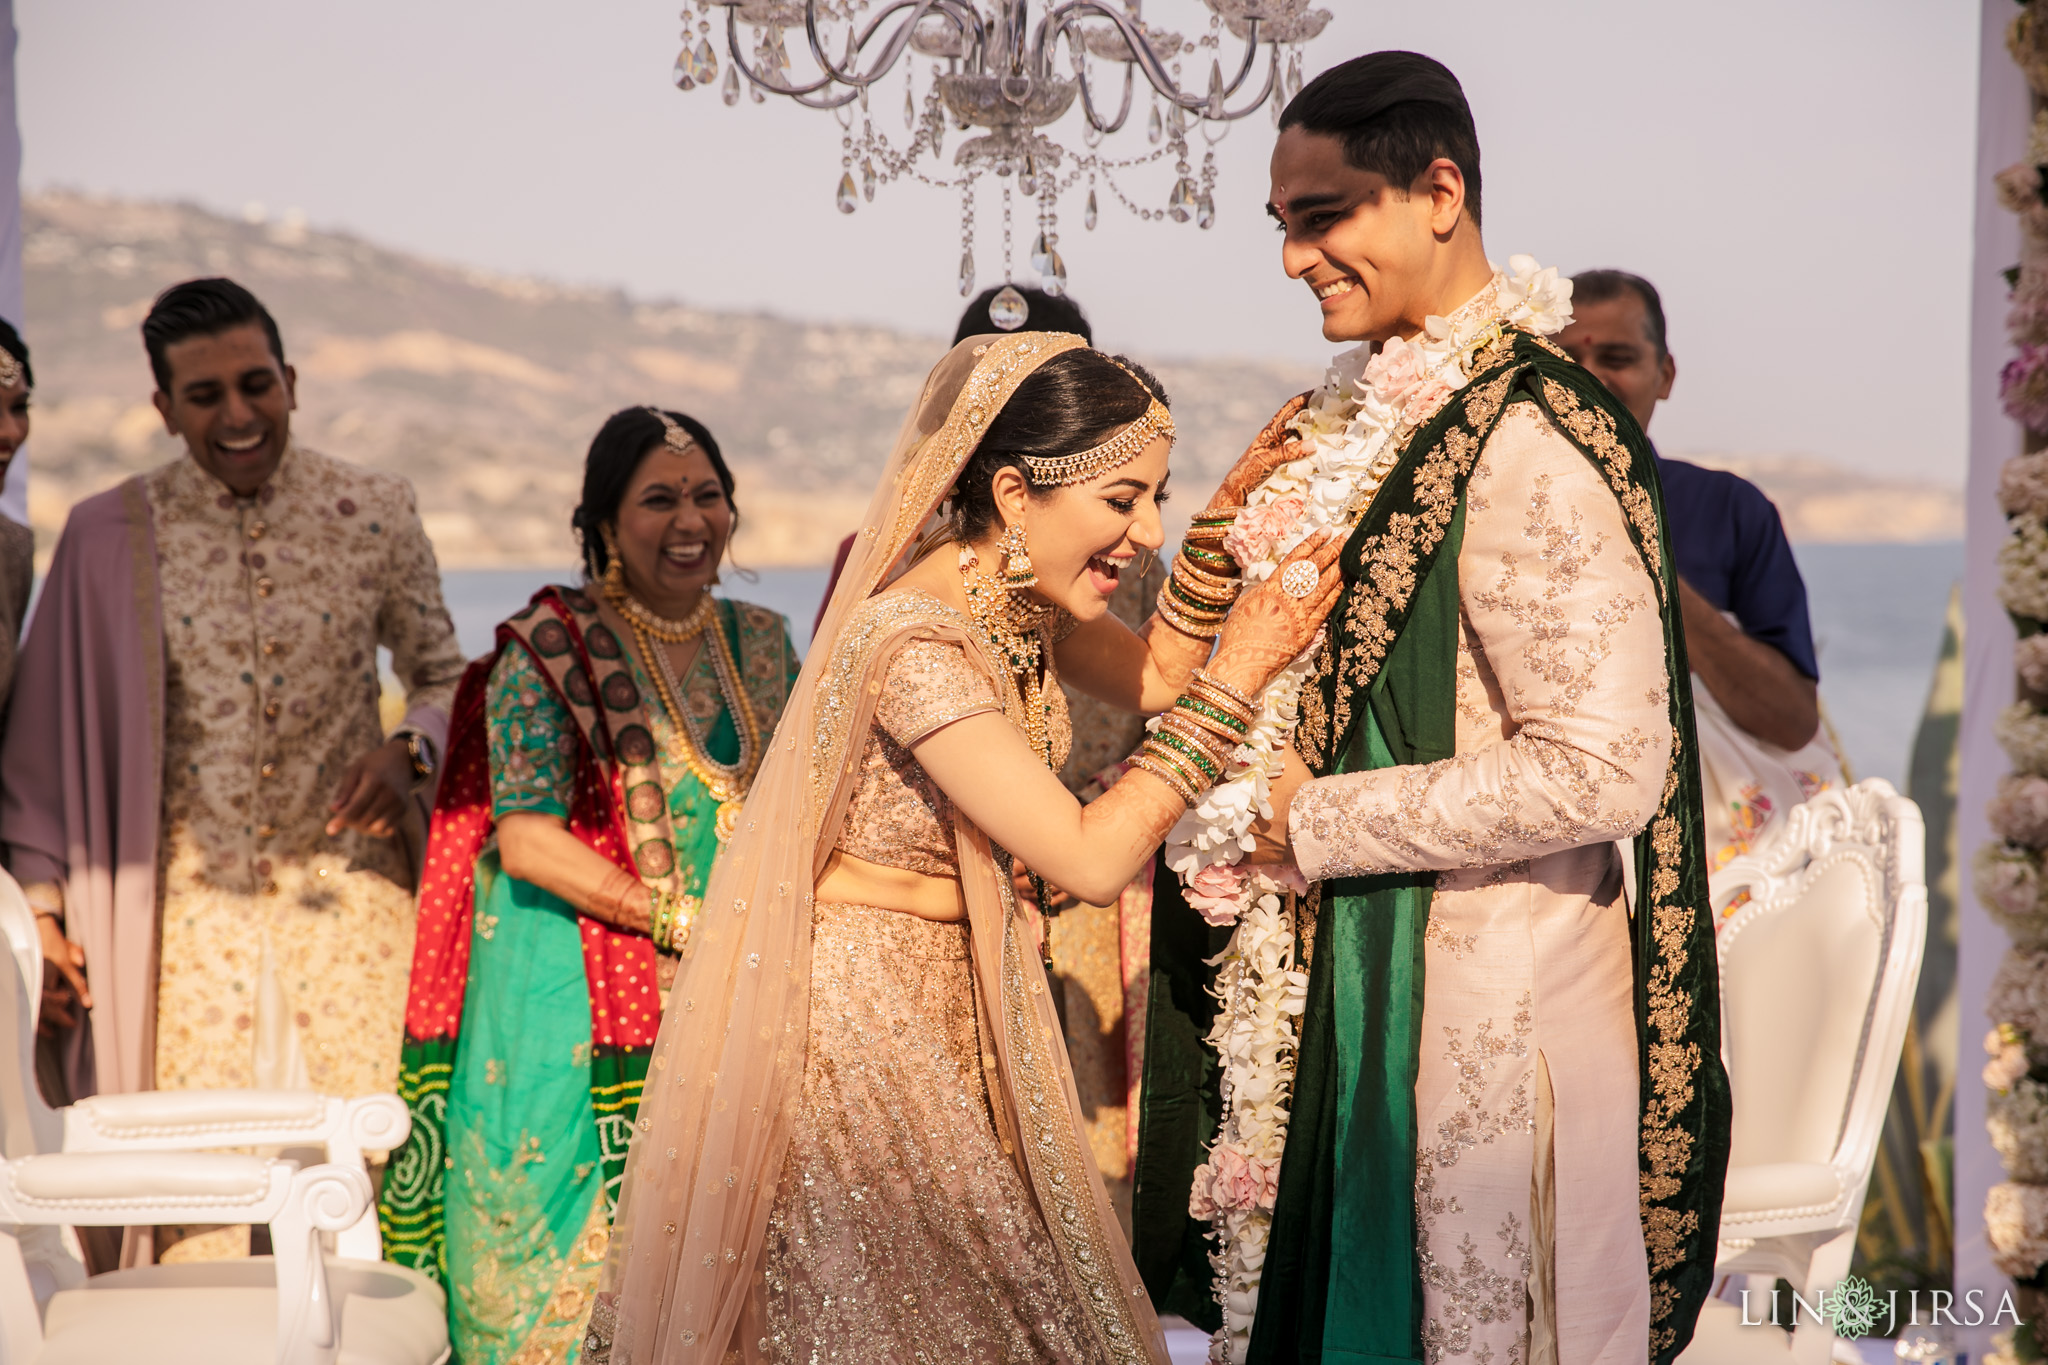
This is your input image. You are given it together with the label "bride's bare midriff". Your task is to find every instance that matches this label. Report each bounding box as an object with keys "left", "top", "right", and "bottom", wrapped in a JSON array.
[{"left": 815, "top": 849, "right": 968, "bottom": 923}]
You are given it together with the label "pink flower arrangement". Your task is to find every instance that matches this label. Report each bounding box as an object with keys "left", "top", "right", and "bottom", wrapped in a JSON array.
[
  {"left": 1187, "top": 1142, "right": 1281, "bottom": 1218},
  {"left": 2004, "top": 346, "right": 2048, "bottom": 432},
  {"left": 1995, "top": 774, "right": 2048, "bottom": 847},
  {"left": 1223, "top": 491, "right": 1309, "bottom": 568},
  {"left": 1185, "top": 861, "right": 1252, "bottom": 927},
  {"left": 1402, "top": 376, "right": 1455, "bottom": 426},
  {"left": 2003, "top": 454, "right": 2048, "bottom": 522},
  {"left": 1990, "top": 1025, "right": 2034, "bottom": 1094},
  {"left": 1362, "top": 335, "right": 1426, "bottom": 406},
  {"left": 2021, "top": 634, "right": 2048, "bottom": 695}
]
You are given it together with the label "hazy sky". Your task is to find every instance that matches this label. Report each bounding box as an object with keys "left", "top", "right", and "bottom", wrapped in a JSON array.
[{"left": 18, "top": 1, "right": 1976, "bottom": 482}]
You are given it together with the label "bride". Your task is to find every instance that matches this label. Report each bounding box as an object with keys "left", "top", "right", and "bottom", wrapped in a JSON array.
[{"left": 589, "top": 332, "right": 1338, "bottom": 1364}]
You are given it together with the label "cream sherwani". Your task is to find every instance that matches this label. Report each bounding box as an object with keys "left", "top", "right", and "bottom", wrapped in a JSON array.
[{"left": 1289, "top": 401, "right": 1666, "bottom": 1364}]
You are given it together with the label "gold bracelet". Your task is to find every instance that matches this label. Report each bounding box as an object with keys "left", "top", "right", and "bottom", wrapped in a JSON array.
[
  {"left": 1156, "top": 709, "right": 1238, "bottom": 762},
  {"left": 1156, "top": 587, "right": 1225, "bottom": 640},
  {"left": 1130, "top": 750, "right": 1204, "bottom": 807},
  {"left": 1189, "top": 668, "right": 1258, "bottom": 717}
]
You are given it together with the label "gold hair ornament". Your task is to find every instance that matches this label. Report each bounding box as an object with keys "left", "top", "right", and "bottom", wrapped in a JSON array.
[
  {"left": 644, "top": 406, "right": 697, "bottom": 454},
  {"left": 1022, "top": 396, "right": 1175, "bottom": 487},
  {"left": 0, "top": 350, "right": 21, "bottom": 390}
]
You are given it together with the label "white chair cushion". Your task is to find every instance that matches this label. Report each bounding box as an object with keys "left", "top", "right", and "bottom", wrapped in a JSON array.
[
  {"left": 71, "top": 1089, "right": 328, "bottom": 1134},
  {"left": 1677, "top": 1298, "right": 1797, "bottom": 1363},
  {"left": 13, "top": 1151, "right": 271, "bottom": 1202},
  {"left": 37, "top": 1258, "right": 449, "bottom": 1365},
  {"left": 1719, "top": 1162, "right": 1844, "bottom": 1222}
]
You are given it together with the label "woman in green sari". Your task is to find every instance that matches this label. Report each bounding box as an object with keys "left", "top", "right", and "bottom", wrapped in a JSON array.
[{"left": 379, "top": 406, "right": 799, "bottom": 1363}]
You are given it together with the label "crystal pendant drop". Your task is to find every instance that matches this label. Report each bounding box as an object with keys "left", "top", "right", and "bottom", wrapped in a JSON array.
[
  {"left": 1030, "top": 231, "right": 1052, "bottom": 275},
  {"left": 862, "top": 159, "right": 876, "bottom": 202},
  {"left": 1041, "top": 249, "right": 1068, "bottom": 298},
  {"left": 959, "top": 250, "right": 976, "bottom": 298},
  {"left": 904, "top": 84, "right": 916, "bottom": 130},
  {"left": 696, "top": 39, "right": 718, "bottom": 85},
  {"left": 1289, "top": 53, "right": 1304, "bottom": 102},
  {"left": 749, "top": 80, "right": 765, "bottom": 103},
  {"left": 1148, "top": 102, "right": 1163, "bottom": 145},
  {"left": 1197, "top": 193, "right": 1216, "bottom": 230},
  {"left": 1019, "top": 158, "right": 1037, "bottom": 198},
  {"left": 1206, "top": 59, "right": 1225, "bottom": 119},
  {"left": 723, "top": 63, "right": 741, "bottom": 105},
  {"left": 1167, "top": 177, "right": 1197, "bottom": 223},
  {"left": 836, "top": 171, "right": 858, "bottom": 214},
  {"left": 672, "top": 48, "right": 698, "bottom": 90},
  {"left": 989, "top": 285, "right": 1030, "bottom": 331},
  {"left": 931, "top": 113, "right": 945, "bottom": 155},
  {"left": 1083, "top": 120, "right": 1102, "bottom": 148},
  {"left": 1084, "top": 189, "right": 1099, "bottom": 231}
]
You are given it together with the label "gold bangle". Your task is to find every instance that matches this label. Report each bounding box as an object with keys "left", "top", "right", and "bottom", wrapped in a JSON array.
[
  {"left": 1155, "top": 587, "right": 1225, "bottom": 639},
  {"left": 1130, "top": 751, "right": 1204, "bottom": 807},
  {"left": 1190, "top": 668, "right": 1258, "bottom": 716},
  {"left": 1156, "top": 709, "right": 1238, "bottom": 760}
]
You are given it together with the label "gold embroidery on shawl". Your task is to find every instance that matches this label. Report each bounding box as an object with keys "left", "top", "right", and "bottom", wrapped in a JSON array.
[
  {"left": 1314, "top": 370, "right": 1519, "bottom": 764},
  {"left": 1537, "top": 379, "right": 1666, "bottom": 606}
]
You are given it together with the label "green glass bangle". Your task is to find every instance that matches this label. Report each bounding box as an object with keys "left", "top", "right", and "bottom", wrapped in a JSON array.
[
  {"left": 1150, "top": 728, "right": 1223, "bottom": 781},
  {"left": 1175, "top": 694, "right": 1249, "bottom": 734}
]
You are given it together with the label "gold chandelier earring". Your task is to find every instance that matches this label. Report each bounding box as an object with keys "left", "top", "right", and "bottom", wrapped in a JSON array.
[
  {"left": 600, "top": 524, "right": 627, "bottom": 596},
  {"left": 999, "top": 522, "right": 1038, "bottom": 591}
]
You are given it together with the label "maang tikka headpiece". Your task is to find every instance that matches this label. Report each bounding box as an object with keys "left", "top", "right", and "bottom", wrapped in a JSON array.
[
  {"left": 1021, "top": 362, "right": 1175, "bottom": 488},
  {"left": 645, "top": 406, "right": 697, "bottom": 454},
  {"left": 0, "top": 349, "right": 24, "bottom": 391}
]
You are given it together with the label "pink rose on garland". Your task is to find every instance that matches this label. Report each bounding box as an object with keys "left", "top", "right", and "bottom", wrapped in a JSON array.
[
  {"left": 1994, "top": 773, "right": 2048, "bottom": 847},
  {"left": 1403, "top": 375, "right": 1455, "bottom": 425},
  {"left": 1187, "top": 1143, "right": 1282, "bottom": 1218},
  {"left": 2021, "top": 634, "right": 2048, "bottom": 695},
  {"left": 1223, "top": 491, "right": 1309, "bottom": 566},
  {"left": 1185, "top": 861, "right": 1252, "bottom": 927},
  {"left": 2004, "top": 345, "right": 2048, "bottom": 432},
  {"left": 2004, "top": 454, "right": 2048, "bottom": 523},
  {"left": 1363, "top": 335, "right": 1427, "bottom": 406}
]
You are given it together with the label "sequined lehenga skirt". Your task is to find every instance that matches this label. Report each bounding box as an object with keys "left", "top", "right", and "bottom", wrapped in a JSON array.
[{"left": 761, "top": 901, "right": 1097, "bottom": 1364}]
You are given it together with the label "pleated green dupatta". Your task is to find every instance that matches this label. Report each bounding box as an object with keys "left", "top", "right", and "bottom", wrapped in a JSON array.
[{"left": 1134, "top": 331, "right": 1730, "bottom": 1365}]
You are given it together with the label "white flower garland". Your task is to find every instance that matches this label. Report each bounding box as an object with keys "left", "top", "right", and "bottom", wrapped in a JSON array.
[{"left": 1164, "top": 257, "right": 1575, "bottom": 1362}]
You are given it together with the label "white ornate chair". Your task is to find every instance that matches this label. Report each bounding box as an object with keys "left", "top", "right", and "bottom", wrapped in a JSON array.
[
  {"left": 0, "top": 867, "right": 449, "bottom": 1365},
  {"left": 1677, "top": 779, "right": 1928, "bottom": 1365}
]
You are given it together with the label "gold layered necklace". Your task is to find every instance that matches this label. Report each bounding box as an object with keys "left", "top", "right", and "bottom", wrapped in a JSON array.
[
  {"left": 957, "top": 545, "right": 1055, "bottom": 771},
  {"left": 602, "top": 578, "right": 761, "bottom": 844}
]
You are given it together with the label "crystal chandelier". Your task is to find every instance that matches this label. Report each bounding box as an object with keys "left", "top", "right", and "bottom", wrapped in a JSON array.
[{"left": 670, "top": 1, "right": 1331, "bottom": 308}]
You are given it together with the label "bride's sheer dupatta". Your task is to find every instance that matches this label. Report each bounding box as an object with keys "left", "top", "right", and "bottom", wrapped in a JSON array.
[{"left": 599, "top": 333, "right": 1171, "bottom": 1365}]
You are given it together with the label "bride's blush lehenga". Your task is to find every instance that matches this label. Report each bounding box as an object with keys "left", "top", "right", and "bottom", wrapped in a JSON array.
[
  {"left": 593, "top": 331, "right": 1168, "bottom": 1365},
  {"left": 763, "top": 633, "right": 1096, "bottom": 1363}
]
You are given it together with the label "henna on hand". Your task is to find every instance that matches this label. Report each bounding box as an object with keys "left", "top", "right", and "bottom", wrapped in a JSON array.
[
  {"left": 1209, "top": 393, "right": 1312, "bottom": 512},
  {"left": 1208, "top": 534, "right": 1346, "bottom": 696}
]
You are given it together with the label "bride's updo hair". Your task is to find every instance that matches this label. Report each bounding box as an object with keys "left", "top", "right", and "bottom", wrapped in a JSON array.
[{"left": 950, "top": 349, "right": 1170, "bottom": 542}]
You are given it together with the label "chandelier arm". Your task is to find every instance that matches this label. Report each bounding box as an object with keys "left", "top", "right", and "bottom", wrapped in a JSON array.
[
  {"left": 1075, "top": 51, "right": 1136, "bottom": 134},
  {"left": 720, "top": 7, "right": 845, "bottom": 98},
  {"left": 1032, "top": 1, "right": 1204, "bottom": 113},
  {"left": 1209, "top": 41, "right": 1282, "bottom": 123},
  {"left": 800, "top": 0, "right": 973, "bottom": 90}
]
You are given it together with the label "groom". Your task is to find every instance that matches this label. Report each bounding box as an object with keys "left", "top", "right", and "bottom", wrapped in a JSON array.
[{"left": 1134, "top": 52, "right": 1727, "bottom": 1365}]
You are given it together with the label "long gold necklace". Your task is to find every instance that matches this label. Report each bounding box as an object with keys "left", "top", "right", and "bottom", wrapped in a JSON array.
[{"left": 603, "top": 581, "right": 761, "bottom": 843}]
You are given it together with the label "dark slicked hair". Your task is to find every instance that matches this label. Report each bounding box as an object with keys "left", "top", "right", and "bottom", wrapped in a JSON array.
[
  {"left": 953, "top": 286, "right": 1093, "bottom": 346},
  {"left": 1572, "top": 269, "right": 1669, "bottom": 359},
  {"left": 1280, "top": 51, "right": 1483, "bottom": 228},
  {"left": 572, "top": 407, "right": 735, "bottom": 582},
  {"left": 0, "top": 317, "right": 33, "bottom": 390},
  {"left": 141, "top": 277, "right": 286, "bottom": 393}
]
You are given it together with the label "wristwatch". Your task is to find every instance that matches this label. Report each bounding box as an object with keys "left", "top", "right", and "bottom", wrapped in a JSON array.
[{"left": 401, "top": 730, "right": 437, "bottom": 791}]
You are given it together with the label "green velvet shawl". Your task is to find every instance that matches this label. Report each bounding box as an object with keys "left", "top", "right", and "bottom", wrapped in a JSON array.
[{"left": 1132, "top": 331, "right": 1730, "bottom": 1364}]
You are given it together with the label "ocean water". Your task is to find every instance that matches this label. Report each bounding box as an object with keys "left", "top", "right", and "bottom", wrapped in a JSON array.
[{"left": 439, "top": 543, "right": 1963, "bottom": 793}]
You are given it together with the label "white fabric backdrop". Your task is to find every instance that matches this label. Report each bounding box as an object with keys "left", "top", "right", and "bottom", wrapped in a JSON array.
[
  {"left": 1958, "top": 0, "right": 2026, "bottom": 1354},
  {"left": 0, "top": 0, "right": 25, "bottom": 528}
]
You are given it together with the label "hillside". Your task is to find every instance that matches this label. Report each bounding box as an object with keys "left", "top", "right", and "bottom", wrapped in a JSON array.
[{"left": 19, "top": 191, "right": 1958, "bottom": 565}]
